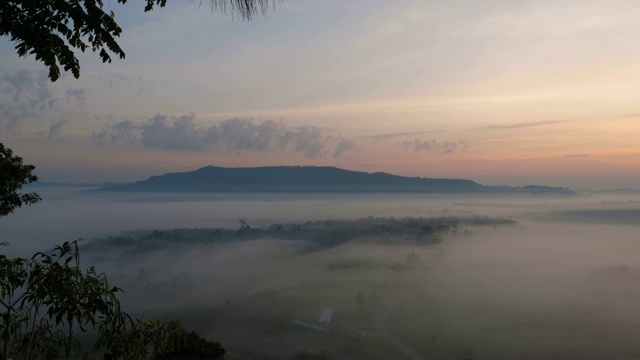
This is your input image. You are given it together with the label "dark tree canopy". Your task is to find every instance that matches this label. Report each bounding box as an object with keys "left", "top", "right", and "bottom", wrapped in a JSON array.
[
  {"left": 0, "top": 143, "right": 41, "bottom": 216},
  {"left": 0, "top": 0, "right": 280, "bottom": 81},
  {"left": 156, "top": 330, "right": 226, "bottom": 360}
]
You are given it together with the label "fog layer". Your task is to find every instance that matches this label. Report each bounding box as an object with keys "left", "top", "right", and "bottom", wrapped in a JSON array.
[{"left": 3, "top": 189, "right": 640, "bottom": 359}]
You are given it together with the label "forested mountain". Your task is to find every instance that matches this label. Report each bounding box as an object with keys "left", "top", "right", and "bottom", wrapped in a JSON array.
[{"left": 97, "top": 166, "right": 574, "bottom": 194}]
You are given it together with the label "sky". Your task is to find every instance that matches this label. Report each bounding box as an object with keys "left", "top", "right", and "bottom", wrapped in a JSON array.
[{"left": 2, "top": 0, "right": 640, "bottom": 189}]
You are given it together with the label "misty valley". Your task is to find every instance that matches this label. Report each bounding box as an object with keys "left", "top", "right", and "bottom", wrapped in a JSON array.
[
  {"left": 84, "top": 216, "right": 513, "bottom": 360},
  {"left": 4, "top": 188, "right": 640, "bottom": 359},
  {"left": 4, "top": 1, "right": 640, "bottom": 358}
]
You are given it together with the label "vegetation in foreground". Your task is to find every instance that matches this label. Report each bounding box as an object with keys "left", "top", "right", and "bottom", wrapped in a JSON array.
[{"left": 0, "top": 240, "right": 225, "bottom": 360}]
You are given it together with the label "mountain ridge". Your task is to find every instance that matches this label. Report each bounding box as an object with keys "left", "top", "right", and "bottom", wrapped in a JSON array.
[{"left": 96, "top": 166, "right": 574, "bottom": 194}]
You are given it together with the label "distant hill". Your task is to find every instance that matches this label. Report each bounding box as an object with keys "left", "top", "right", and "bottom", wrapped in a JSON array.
[{"left": 96, "top": 166, "right": 575, "bottom": 194}]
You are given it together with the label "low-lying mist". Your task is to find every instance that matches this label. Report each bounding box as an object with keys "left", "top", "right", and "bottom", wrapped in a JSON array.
[
  {"left": 90, "top": 221, "right": 640, "bottom": 358},
  {"left": 4, "top": 189, "right": 640, "bottom": 359}
]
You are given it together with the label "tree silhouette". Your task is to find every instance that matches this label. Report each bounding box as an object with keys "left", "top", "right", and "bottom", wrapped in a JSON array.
[
  {"left": 1, "top": 240, "right": 192, "bottom": 360},
  {"left": 0, "top": 0, "right": 281, "bottom": 81},
  {"left": 156, "top": 330, "right": 225, "bottom": 360},
  {"left": 0, "top": 143, "right": 40, "bottom": 217}
]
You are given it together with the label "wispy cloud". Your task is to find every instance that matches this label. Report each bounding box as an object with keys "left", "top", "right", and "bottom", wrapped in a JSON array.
[
  {"left": 0, "top": 69, "right": 57, "bottom": 133},
  {"left": 0, "top": 69, "right": 88, "bottom": 134},
  {"left": 91, "top": 73, "right": 153, "bottom": 94},
  {"left": 332, "top": 139, "right": 358, "bottom": 159},
  {"left": 483, "top": 119, "right": 573, "bottom": 130},
  {"left": 364, "top": 130, "right": 442, "bottom": 140},
  {"left": 47, "top": 119, "right": 68, "bottom": 140},
  {"left": 65, "top": 89, "right": 85, "bottom": 107},
  {"left": 401, "top": 139, "right": 468, "bottom": 154}
]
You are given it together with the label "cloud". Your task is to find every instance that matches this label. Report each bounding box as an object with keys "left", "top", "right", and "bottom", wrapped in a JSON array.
[
  {"left": 111, "top": 120, "right": 138, "bottom": 144},
  {"left": 483, "top": 119, "right": 573, "bottom": 130},
  {"left": 0, "top": 69, "right": 88, "bottom": 134},
  {"left": 292, "top": 126, "right": 326, "bottom": 158},
  {"left": 564, "top": 154, "right": 590, "bottom": 157},
  {"left": 47, "top": 119, "right": 68, "bottom": 140},
  {"left": 91, "top": 73, "right": 153, "bottom": 94},
  {"left": 365, "top": 130, "right": 442, "bottom": 140},
  {"left": 66, "top": 89, "right": 85, "bottom": 107},
  {"left": 91, "top": 120, "right": 138, "bottom": 145},
  {"left": 401, "top": 139, "right": 468, "bottom": 154},
  {"left": 94, "top": 115, "right": 354, "bottom": 159},
  {"left": 140, "top": 114, "right": 203, "bottom": 151},
  {"left": 0, "top": 69, "right": 57, "bottom": 132},
  {"left": 210, "top": 118, "right": 291, "bottom": 152},
  {"left": 93, "top": 73, "right": 129, "bottom": 90},
  {"left": 332, "top": 139, "right": 357, "bottom": 159}
]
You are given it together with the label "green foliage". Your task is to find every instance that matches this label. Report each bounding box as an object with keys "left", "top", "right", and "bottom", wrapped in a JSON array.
[
  {"left": 0, "top": 0, "right": 280, "bottom": 81},
  {"left": 0, "top": 240, "right": 206, "bottom": 360},
  {"left": 31, "top": 241, "right": 124, "bottom": 359},
  {"left": 0, "top": 253, "right": 31, "bottom": 360},
  {"left": 0, "top": 143, "right": 41, "bottom": 217},
  {"left": 98, "top": 316, "right": 186, "bottom": 360}
]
